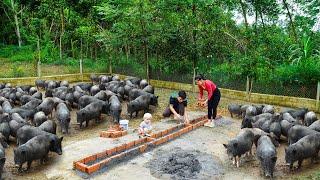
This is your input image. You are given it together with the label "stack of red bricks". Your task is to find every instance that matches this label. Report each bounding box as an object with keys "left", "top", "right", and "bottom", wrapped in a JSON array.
[
  {"left": 100, "top": 125, "right": 128, "bottom": 138},
  {"left": 74, "top": 115, "right": 208, "bottom": 175}
]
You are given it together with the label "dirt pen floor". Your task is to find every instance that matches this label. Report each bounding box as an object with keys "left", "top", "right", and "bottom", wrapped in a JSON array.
[{"left": 1, "top": 88, "right": 319, "bottom": 179}]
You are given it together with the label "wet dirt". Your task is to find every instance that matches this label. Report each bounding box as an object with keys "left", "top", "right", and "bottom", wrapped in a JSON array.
[{"left": 1, "top": 87, "right": 319, "bottom": 179}]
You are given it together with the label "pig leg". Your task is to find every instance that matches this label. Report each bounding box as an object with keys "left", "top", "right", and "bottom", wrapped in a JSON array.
[
  {"left": 18, "top": 164, "right": 23, "bottom": 172},
  {"left": 232, "top": 157, "right": 236, "bottom": 165},
  {"left": 86, "top": 120, "right": 89, "bottom": 127},
  {"left": 230, "top": 112, "right": 233, "bottom": 118},
  {"left": 297, "top": 160, "right": 303, "bottom": 169},
  {"left": 26, "top": 161, "right": 32, "bottom": 171},
  {"left": 236, "top": 156, "right": 240, "bottom": 168}
]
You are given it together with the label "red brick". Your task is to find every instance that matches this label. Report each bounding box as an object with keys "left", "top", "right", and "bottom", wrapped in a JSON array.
[
  {"left": 147, "top": 137, "right": 155, "bottom": 142},
  {"left": 99, "top": 158, "right": 111, "bottom": 168},
  {"left": 100, "top": 131, "right": 111, "bottom": 138},
  {"left": 181, "top": 128, "right": 188, "bottom": 134},
  {"left": 84, "top": 154, "right": 97, "bottom": 164},
  {"left": 134, "top": 138, "right": 146, "bottom": 146},
  {"left": 121, "top": 131, "right": 128, "bottom": 136},
  {"left": 86, "top": 163, "right": 100, "bottom": 174},
  {"left": 96, "top": 151, "right": 107, "bottom": 159},
  {"left": 111, "top": 151, "right": 126, "bottom": 161},
  {"left": 139, "top": 144, "right": 148, "bottom": 152},
  {"left": 106, "top": 147, "right": 117, "bottom": 156},
  {"left": 75, "top": 162, "right": 87, "bottom": 172},
  {"left": 126, "top": 141, "right": 135, "bottom": 149},
  {"left": 168, "top": 134, "right": 174, "bottom": 140},
  {"left": 162, "top": 136, "right": 169, "bottom": 143},
  {"left": 172, "top": 131, "right": 180, "bottom": 138},
  {"left": 111, "top": 131, "right": 122, "bottom": 138},
  {"left": 154, "top": 132, "right": 162, "bottom": 138},
  {"left": 161, "top": 129, "right": 169, "bottom": 136},
  {"left": 187, "top": 126, "right": 193, "bottom": 132},
  {"left": 116, "top": 144, "right": 126, "bottom": 153}
]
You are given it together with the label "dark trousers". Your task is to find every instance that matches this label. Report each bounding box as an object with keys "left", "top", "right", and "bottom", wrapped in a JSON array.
[
  {"left": 208, "top": 88, "right": 221, "bottom": 120},
  {"left": 163, "top": 103, "right": 185, "bottom": 117}
]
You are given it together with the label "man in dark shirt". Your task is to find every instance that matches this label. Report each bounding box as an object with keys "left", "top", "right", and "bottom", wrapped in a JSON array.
[{"left": 162, "top": 90, "right": 189, "bottom": 123}]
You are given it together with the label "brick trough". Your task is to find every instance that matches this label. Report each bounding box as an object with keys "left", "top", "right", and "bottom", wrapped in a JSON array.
[{"left": 73, "top": 115, "right": 208, "bottom": 175}]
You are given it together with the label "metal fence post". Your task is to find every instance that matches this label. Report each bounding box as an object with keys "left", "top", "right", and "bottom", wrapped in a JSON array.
[{"left": 316, "top": 81, "right": 320, "bottom": 111}]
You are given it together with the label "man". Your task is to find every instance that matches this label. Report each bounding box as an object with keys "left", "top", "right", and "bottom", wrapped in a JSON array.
[{"left": 162, "top": 90, "right": 189, "bottom": 123}]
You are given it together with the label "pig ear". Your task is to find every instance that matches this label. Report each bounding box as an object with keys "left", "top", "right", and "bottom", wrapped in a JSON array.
[
  {"left": 223, "top": 144, "right": 228, "bottom": 148},
  {"left": 233, "top": 142, "right": 238, "bottom": 148},
  {"left": 272, "top": 157, "right": 277, "bottom": 162},
  {"left": 60, "top": 137, "right": 63, "bottom": 142}
]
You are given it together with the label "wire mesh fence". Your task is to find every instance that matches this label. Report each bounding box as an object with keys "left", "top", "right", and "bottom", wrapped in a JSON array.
[{"left": 0, "top": 56, "right": 318, "bottom": 100}]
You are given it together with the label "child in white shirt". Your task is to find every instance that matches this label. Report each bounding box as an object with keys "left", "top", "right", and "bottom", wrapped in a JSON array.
[{"left": 138, "top": 113, "right": 152, "bottom": 137}]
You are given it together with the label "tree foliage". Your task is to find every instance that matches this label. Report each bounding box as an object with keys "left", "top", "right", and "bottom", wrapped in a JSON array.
[{"left": 0, "top": 0, "right": 319, "bottom": 86}]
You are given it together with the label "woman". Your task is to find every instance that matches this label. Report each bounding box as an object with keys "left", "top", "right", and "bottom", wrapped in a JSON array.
[{"left": 195, "top": 74, "right": 221, "bottom": 127}]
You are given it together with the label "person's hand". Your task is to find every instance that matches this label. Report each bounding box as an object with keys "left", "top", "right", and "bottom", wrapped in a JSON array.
[
  {"left": 197, "top": 99, "right": 207, "bottom": 107},
  {"left": 174, "top": 114, "right": 182, "bottom": 120}
]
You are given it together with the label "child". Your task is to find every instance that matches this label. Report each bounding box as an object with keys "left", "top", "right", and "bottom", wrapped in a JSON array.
[{"left": 138, "top": 113, "right": 153, "bottom": 137}]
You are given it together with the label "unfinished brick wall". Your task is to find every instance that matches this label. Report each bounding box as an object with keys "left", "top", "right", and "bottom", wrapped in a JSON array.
[{"left": 73, "top": 115, "right": 208, "bottom": 174}]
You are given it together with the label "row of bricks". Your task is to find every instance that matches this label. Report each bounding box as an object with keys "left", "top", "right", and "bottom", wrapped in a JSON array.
[
  {"left": 149, "top": 116, "right": 207, "bottom": 139},
  {"left": 100, "top": 130, "right": 128, "bottom": 138},
  {"left": 74, "top": 116, "right": 208, "bottom": 174},
  {"left": 74, "top": 143, "right": 153, "bottom": 174},
  {"left": 74, "top": 137, "right": 150, "bottom": 166}
]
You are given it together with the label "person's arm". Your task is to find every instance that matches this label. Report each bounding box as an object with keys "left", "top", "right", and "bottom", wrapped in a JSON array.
[
  {"left": 138, "top": 127, "right": 144, "bottom": 134},
  {"left": 169, "top": 104, "right": 179, "bottom": 116},
  {"left": 205, "top": 82, "right": 213, "bottom": 104},
  {"left": 184, "top": 107, "right": 189, "bottom": 124},
  {"left": 198, "top": 85, "right": 204, "bottom": 100}
]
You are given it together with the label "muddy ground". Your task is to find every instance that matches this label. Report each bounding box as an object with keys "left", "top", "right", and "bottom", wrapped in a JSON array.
[{"left": 1, "top": 88, "right": 319, "bottom": 179}]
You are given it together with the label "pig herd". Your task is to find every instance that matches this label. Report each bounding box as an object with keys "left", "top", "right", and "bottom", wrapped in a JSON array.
[
  {"left": 0, "top": 74, "right": 157, "bottom": 177},
  {"left": 225, "top": 104, "right": 319, "bottom": 178}
]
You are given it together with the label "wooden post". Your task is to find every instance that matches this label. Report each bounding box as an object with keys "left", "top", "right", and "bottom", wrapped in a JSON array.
[
  {"left": 109, "top": 48, "right": 112, "bottom": 75},
  {"left": 59, "top": 35, "right": 63, "bottom": 61},
  {"left": 192, "top": 67, "right": 196, "bottom": 93},
  {"left": 249, "top": 78, "right": 253, "bottom": 102},
  {"left": 80, "top": 38, "right": 83, "bottom": 82},
  {"left": 37, "top": 37, "right": 41, "bottom": 78},
  {"left": 316, "top": 82, "right": 320, "bottom": 111},
  {"left": 246, "top": 76, "right": 249, "bottom": 100}
]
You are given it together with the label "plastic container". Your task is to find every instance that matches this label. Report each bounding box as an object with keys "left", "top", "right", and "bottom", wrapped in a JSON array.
[{"left": 119, "top": 120, "right": 129, "bottom": 130}]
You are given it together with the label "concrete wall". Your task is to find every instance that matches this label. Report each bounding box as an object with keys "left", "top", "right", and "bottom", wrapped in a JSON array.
[
  {"left": 149, "top": 79, "right": 319, "bottom": 112},
  {"left": 0, "top": 73, "right": 318, "bottom": 112},
  {"left": 0, "top": 73, "right": 106, "bottom": 86}
]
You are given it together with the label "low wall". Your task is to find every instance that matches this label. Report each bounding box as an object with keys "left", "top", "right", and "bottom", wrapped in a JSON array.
[
  {"left": 0, "top": 73, "right": 106, "bottom": 86},
  {"left": 149, "top": 79, "right": 319, "bottom": 112},
  {"left": 0, "top": 73, "right": 318, "bottom": 112}
]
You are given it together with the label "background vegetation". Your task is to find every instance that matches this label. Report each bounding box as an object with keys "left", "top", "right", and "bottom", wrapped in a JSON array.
[{"left": 0, "top": 0, "right": 319, "bottom": 98}]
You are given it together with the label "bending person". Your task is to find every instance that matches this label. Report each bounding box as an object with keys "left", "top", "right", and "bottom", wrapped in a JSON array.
[
  {"left": 162, "top": 90, "right": 189, "bottom": 124},
  {"left": 195, "top": 74, "right": 221, "bottom": 127}
]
